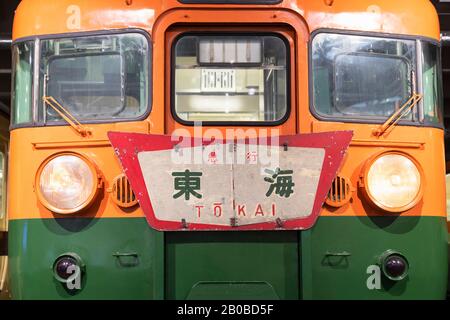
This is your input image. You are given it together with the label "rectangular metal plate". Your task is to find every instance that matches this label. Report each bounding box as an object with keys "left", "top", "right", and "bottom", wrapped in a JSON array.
[
  {"left": 138, "top": 146, "right": 324, "bottom": 227},
  {"left": 201, "top": 69, "right": 236, "bottom": 92}
]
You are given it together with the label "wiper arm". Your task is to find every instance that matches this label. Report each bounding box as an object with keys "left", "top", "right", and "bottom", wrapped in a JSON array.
[
  {"left": 373, "top": 93, "right": 422, "bottom": 137},
  {"left": 43, "top": 96, "right": 91, "bottom": 137}
]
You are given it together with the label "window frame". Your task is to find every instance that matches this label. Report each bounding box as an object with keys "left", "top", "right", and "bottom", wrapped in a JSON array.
[
  {"left": 309, "top": 28, "right": 444, "bottom": 129},
  {"left": 170, "top": 31, "right": 291, "bottom": 127},
  {"left": 10, "top": 29, "right": 152, "bottom": 130}
]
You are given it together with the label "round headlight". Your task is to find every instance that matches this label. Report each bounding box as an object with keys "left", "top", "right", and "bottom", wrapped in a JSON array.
[
  {"left": 37, "top": 153, "right": 99, "bottom": 214},
  {"left": 363, "top": 152, "right": 423, "bottom": 212}
]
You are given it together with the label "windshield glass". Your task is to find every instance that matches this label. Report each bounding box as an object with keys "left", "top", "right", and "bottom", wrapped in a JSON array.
[
  {"left": 173, "top": 34, "right": 288, "bottom": 123},
  {"left": 312, "top": 33, "right": 416, "bottom": 120},
  {"left": 39, "top": 33, "right": 149, "bottom": 122}
]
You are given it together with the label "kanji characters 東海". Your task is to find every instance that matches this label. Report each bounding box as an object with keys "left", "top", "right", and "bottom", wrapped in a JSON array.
[
  {"left": 264, "top": 167, "right": 295, "bottom": 198},
  {"left": 172, "top": 169, "right": 203, "bottom": 200}
]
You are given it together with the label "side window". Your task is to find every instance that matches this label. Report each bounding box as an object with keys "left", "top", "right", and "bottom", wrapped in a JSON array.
[
  {"left": 11, "top": 41, "right": 34, "bottom": 126},
  {"left": 421, "top": 41, "right": 444, "bottom": 125},
  {"left": 173, "top": 34, "right": 289, "bottom": 124},
  {"left": 0, "top": 151, "right": 5, "bottom": 221}
]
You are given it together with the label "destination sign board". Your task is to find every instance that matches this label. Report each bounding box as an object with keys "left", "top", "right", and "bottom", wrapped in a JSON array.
[{"left": 108, "top": 131, "right": 352, "bottom": 231}]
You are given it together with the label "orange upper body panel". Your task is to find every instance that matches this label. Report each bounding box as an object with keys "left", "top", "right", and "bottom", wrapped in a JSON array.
[
  {"left": 13, "top": 0, "right": 440, "bottom": 41},
  {"left": 8, "top": 124, "right": 446, "bottom": 220},
  {"left": 8, "top": 0, "right": 446, "bottom": 221}
]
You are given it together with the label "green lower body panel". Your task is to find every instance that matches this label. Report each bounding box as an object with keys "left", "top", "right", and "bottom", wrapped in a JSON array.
[
  {"left": 8, "top": 217, "right": 164, "bottom": 300},
  {"left": 303, "top": 216, "right": 448, "bottom": 299},
  {"left": 448, "top": 237, "right": 450, "bottom": 296},
  {"left": 7, "top": 215, "right": 448, "bottom": 299},
  {"left": 165, "top": 231, "right": 299, "bottom": 299}
]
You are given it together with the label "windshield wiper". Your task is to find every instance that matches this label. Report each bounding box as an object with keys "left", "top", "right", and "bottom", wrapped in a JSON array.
[
  {"left": 43, "top": 96, "right": 91, "bottom": 137},
  {"left": 373, "top": 92, "right": 422, "bottom": 137}
]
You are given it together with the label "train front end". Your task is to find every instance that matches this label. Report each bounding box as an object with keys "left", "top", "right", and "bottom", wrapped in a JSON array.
[{"left": 7, "top": 0, "right": 448, "bottom": 299}]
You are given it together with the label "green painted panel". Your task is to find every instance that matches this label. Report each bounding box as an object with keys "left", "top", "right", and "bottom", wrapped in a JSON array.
[
  {"left": 8, "top": 217, "right": 164, "bottom": 300},
  {"left": 186, "top": 281, "right": 279, "bottom": 299},
  {"left": 7, "top": 216, "right": 448, "bottom": 300},
  {"left": 302, "top": 216, "right": 448, "bottom": 300},
  {"left": 165, "top": 231, "right": 300, "bottom": 300},
  {"left": 448, "top": 238, "right": 450, "bottom": 295}
]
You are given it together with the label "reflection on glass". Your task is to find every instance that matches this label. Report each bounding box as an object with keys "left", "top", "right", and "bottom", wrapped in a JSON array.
[
  {"left": 0, "top": 152, "right": 4, "bottom": 220},
  {"left": 47, "top": 53, "right": 124, "bottom": 120},
  {"left": 174, "top": 35, "right": 288, "bottom": 122},
  {"left": 40, "top": 33, "right": 149, "bottom": 122},
  {"left": 334, "top": 54, "right": 409, "bottom": 116},
  {"left": 421, "top": 41, "right": 443, "bottom": 125},
  {"left": 12, "top": 41, "right": 34, "bottom": 125},
  {"left": 312, "top": 33, "right": 416, "bottom": 120}
]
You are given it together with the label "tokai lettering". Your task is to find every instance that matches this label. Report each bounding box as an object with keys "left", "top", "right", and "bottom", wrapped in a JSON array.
[
  {"left": 195, "top": 205, "right": 204, "bottom": 218},
  {"left": 213, "top": 202, "right": 223, "bottom": 217},
  {"left": 254, "top": 204, "right": 264, "bottom": 216},
  {"left": 193, "top": 203, "right": 278, "bottom": 219},
  {"left": 237, "top": 204, "right": 246, "bottom": 216}
]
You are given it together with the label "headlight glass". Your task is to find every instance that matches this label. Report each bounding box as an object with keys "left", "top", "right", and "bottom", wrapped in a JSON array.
[
  {"left": 366, "top": 154, "right": 421, "bottom": 210},
  {"left": 39, "top": 154, "right": 96, "bottom": 213}
]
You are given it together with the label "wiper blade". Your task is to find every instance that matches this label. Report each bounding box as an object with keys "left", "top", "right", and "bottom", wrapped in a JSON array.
[
  {"left": 373, "top": 93, "right": 422, "bottom": 137},
  {"left": 43, "top": 96, "right": 91, "bottom": 137}
]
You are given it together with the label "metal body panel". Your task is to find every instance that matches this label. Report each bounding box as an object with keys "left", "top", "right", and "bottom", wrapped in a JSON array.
[{"left": 6, "top": 216, "right": 447, "bottom": 299}]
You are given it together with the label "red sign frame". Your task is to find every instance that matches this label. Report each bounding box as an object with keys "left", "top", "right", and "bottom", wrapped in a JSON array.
[{"left": 108, "top": 131, "right": 352, "bottom": 231}]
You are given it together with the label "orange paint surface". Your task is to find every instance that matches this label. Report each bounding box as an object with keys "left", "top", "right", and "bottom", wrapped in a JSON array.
[
  {"left": 8, "top": 0, "right": 445, "bottom": 221},
  {"left": 12, "top": 0, "right": 440, "bottom": 41}
]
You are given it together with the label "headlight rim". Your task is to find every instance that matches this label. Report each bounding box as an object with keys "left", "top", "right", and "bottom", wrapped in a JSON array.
[
  {"left": 361, "top": 151, "right": 424, "bottom": 213},
  {"left": 52, "top": 252, "right": 85, "bottom": 284},
  {"left": 378, "top": 249, "right": 409, "bottom": 281},
  {"left": 35, "top": 152, "right": 100, "bottom": 215}
]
